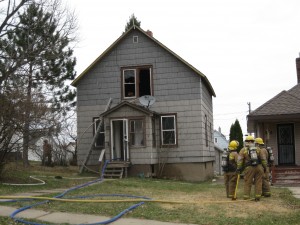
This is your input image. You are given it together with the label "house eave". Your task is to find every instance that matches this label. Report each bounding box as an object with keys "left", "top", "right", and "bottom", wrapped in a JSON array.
[
  {"left": 101, "top": 101, "right": 159, "bottom": 118},
  {"left": 70, "top": 26, "right": 216, "bottom": 97},
  {"left": 247, "top": 113, "right": 300, "bottom": 132},
  {"left": 248, "top": 113, "right": 300, "bottom": 122}
]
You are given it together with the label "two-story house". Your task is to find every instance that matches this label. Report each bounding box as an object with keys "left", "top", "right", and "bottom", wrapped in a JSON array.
[{"left": 71, "top": 26, "right": 216, "bottom": 181}]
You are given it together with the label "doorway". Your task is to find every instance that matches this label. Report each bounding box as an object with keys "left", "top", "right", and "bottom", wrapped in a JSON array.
[
  {"left": 111, "top": 119, "right": 129, "bottom": 161},
  {"left": 277, "top": 123, "right": 295, "bottom": 165}
]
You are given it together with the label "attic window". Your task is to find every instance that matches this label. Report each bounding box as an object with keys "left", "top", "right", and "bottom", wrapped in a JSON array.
[{"left": 133, "top": 36, "right": 138, "bottom": 43}]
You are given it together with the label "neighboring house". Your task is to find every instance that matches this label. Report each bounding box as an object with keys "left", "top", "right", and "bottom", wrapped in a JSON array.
[
  {"left": 214, "top": 128, "right": 229, "bottom": 175},
  {"left": 247, "top": 57, "right": 300, "bottom": 167},
  {"left": 71, "top": 26, "right": 216, "bottom": 181},
  {"left": 65, "top": 141, "right": 77, "bottom": 165},
  {"left": 29, "top": 137, "right": 75, "bottom": 165},
  {"left": 214, "top": 128, "right": 228, "bottom": 150},
  {"left": 29, "top": 136, "right": 57, "bottom": 162}
]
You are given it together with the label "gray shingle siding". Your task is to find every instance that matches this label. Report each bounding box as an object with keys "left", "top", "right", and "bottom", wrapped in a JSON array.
[
  {"left": 75, "top": 28, "right": 215, "bottom": 166},
  {"left": 295, "top": 122, "right": 300, "bottom": 165}
]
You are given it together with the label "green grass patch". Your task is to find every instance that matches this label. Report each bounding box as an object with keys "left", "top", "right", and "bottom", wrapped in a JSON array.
[{"left": 1, "top": 163, "right": 300, "bottom": 225}]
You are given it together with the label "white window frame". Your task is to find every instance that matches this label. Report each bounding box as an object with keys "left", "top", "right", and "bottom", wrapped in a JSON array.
[
  {"left": 123, "top": 69, "right": 136, "bottom": 99},
  {"left": 160, "top": 115, "right": 177, "bottom": 146},
  {"left": 122, "top": 67, "right": 152, "bottom": 99},
  {"left": 129, "top": 119, "right": 145, "bottom": 147},
  {"left": 93, "top": 118, "right": 105, "bottom": 148},
  {"left": 133, "top": 36, "right": 138, "bottom": 43}
]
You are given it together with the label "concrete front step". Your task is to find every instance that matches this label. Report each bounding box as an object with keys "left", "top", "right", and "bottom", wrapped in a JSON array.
[
  {"left": 273, "top": 181, "right": 300, "bottom": 186},
  {"left": 106, "top": 161, "right": 130, "bottom": 168},
  {"left": 275, "top": 174, "right": 300, "bottom": 180},
  {"left": 272, "top": 166, "right": 300, "bottom": 186},
  {"left": 103, "top": 167, "right": 124, "bottom": 179}
]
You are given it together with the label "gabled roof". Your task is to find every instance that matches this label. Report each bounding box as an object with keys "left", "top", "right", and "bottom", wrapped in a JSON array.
[
  {"left": 101, "top": 101, "right": 159, "bottom": 117},
  {"left": 248, "top": 83, "right": 300, "bottom": 117},
  {"left": 71, "top": 26, "right": 216, "bottom": 97},
  {"left": 214, "top": 144, "right": 225, "bottom": 153},
  {"left": 288, "top": 83, "right": 300, "bottom": 97},
  {"left": 214, "top": 129, "right": 227, "bottom": 139}
]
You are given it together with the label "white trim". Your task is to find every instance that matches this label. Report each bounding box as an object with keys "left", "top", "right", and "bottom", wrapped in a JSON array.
[{"left": 161, "top": 115, "right": 176, "bottom": 145}]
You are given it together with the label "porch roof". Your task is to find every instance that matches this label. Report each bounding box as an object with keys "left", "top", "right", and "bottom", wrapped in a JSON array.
[{"left": 100, "top": 101, "right": 159, "bottom": 117}]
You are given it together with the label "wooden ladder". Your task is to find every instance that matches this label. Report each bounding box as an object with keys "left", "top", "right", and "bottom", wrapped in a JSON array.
[{"left": 79, "top": 98, "right": 112, "bottom": 174}]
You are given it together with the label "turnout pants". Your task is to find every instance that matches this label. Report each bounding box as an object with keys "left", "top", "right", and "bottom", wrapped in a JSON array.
[
  {"left": 262, "top": 167, "right": 271, "bottom": 197},
  {"left": 243, "top": 164, "right": 264, "bottom": 200},
  {"left": 224, "top": 172, "right": 238, "bottom": 198}
]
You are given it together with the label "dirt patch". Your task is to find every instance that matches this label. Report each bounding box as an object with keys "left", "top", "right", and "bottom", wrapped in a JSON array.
[{"left": 156, "top": 183, "right": 290, "bottom": 218}]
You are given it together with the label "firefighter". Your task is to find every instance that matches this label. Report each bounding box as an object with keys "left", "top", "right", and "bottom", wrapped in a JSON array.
[
  {"left": 42, "top": 139, "right": 52, "bottom": 166},
  {"left": 223, "top": 140, "right": 239, "bottom": 198},
  {"left": 236, "top": 135, "right": 267, "bottom": 201},
  {"left": 255, "top": 137, "right": 273, "bottom": 197}
]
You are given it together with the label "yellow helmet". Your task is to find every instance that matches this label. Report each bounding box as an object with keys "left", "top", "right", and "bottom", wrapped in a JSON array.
[
  {"left": 245, "top": 135, "right": 254, "bottom": 142},
  {"left": 255, "top": 137, "right": 264, "bottom": 145},
  {"left": 228, "top": 140, "right": 238, "bottom": 150}
]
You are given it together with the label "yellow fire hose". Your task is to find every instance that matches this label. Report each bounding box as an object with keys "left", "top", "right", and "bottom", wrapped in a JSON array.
[
  {"left": 0, "top": 195, "right": 252, "bottom": 204},
  {"left": 232, "top": 173, "right": 240, "bottom": 200}
]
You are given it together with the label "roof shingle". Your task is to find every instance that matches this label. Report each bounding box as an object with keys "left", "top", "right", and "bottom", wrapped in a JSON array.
[{"left": 248, "top": 84, "right": 300, "bottom": 116}]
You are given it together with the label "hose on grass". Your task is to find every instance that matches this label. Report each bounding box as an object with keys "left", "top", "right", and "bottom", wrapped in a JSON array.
[
  {"left": 0, "top": 195, "right": 253, "bottom": 204},
  {"left": 2, "top": 159, "right": 251, "bottom": 225},
  {"left": 7, "top": 160, "right": 151, "bottom": 225},
  {"left": 2, "top": 176, "right": 46, "bottom": 186}
]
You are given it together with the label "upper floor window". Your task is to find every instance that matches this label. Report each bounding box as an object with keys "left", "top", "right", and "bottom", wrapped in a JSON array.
[
  {"left": 205, "top": 115, "right": 208, "bottom": 147},
  {"left": 161, "top": 114, "right": 177, "bottom": 146},
  {"left": 93, "top": 118, "right": 105, "bottom": 148},
  {"left": 122, "top": 66, "right": 152, "bottom": 99}
]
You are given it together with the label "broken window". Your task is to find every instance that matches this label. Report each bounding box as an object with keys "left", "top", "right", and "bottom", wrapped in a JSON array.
[
  {"left": 129, "top": 119, "right": 144, "bottom": 146},
  {"left": 161, "top": 115, "right": 177, "bottom": 146},
  {"left": 93, "top": 118, "right": 105, "bottom": 148},
  {"left": 122, "top": 66, "right": 152, "bottom": 99}
]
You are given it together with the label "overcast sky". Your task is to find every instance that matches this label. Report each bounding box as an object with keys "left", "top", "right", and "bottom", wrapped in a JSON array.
[{"left": 65, "top": 0, "right": 300, "bottom": 138}]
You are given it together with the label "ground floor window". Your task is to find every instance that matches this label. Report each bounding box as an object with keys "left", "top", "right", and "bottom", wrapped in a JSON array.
[
  {"left": 161, "top": 114, "right": 177, "bottom": 146},
  {"left": 93, "top": 118, "right": 105, "bottom": 148},
  {"left": 129, "top": 119, "right": 144, "bottom": 146}
]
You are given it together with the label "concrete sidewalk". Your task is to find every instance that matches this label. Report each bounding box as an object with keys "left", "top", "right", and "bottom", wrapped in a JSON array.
[
  {"left": 0, "top": 188, "right": 196, "bottom": 225},
  {"left": 287, "top": 187, "right": 300, "bottom": 199},
  {"left": 0, "top": 205, "right": 196, "bottom": 225}
]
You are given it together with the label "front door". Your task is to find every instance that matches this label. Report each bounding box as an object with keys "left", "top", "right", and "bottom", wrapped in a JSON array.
[
  {"left": 111, "top": 119, "right": 129, "bottom": 161},
  {"left": 277, "top": 124, "right": 295, "bottom": 165}
]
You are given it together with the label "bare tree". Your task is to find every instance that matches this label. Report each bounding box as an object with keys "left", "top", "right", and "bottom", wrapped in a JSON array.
[
  {"left": 28, "top": 110, "right": 77, "bottom": 166},
  {"left": 0, "top": 0, "right": 31, "bottom": 85},
  {"left": 0, "top": 0, "right": 30, "bottom": 35},
  {"left": 0, "top": 0, "right": 78, "bottom": 171}
]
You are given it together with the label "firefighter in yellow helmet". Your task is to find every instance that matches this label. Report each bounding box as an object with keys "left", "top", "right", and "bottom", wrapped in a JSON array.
[
  {"left": 255, "top": 137, "right": 272, "bottom": 197},
  {"left": 236, "top": 135, "right": 267, "bottom": 201},
  {"left": 223, "top": 140, "right": 239, "bottom": 199}
]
